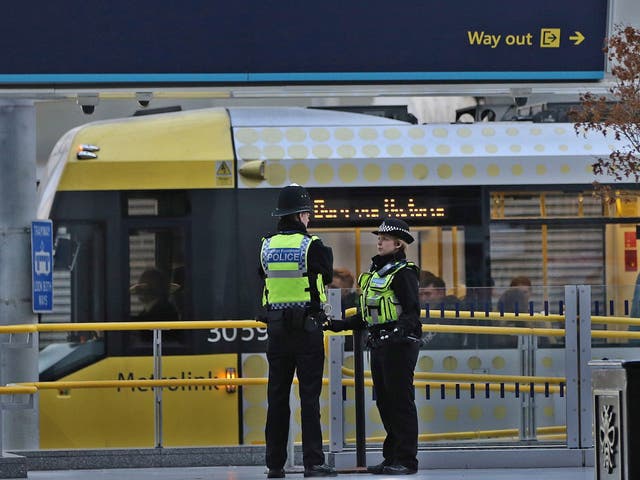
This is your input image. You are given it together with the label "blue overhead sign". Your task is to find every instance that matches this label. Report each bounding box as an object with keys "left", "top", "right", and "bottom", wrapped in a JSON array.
[
  {"left": 0, "top": 0, "right": 607, "bottom": 85},
  {"left": 31, "top": 220, "right": 53, "bottom": 313}
]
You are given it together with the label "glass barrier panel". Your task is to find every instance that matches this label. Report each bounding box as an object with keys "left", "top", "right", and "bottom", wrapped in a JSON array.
[
  {"left": 590, "top": 283, "right": 640, "bottom": 351},
  {"left": 341, "top": 285, "right": 568, "bottom": 449}
]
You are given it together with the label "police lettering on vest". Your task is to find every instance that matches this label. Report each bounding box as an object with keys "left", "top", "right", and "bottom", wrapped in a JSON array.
[
  {"left": 261, "top": 233, "right": 326, "bottom": 309},
  {"left": 265, "top": 248, "right": 302, "bottom": 263}
]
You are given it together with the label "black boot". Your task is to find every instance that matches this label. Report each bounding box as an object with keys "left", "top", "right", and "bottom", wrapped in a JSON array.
[
  {"left": 366, "top": 461, "right": 388, "bottom": 474},
  {"left": 381, "top": 464, "right": 417, "bottom": 475},
  {"left": 267, "top": 468, "right": 285, "bottom": 478},
  {"left": 303, "top": 463, "right": 338, "bottom": 477}
]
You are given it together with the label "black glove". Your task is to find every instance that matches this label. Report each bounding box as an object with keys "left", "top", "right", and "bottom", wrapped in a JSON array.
[
  {"left": 345, "top": 312, "right": 368, "bottom": 331},
  {"left": 323, "top": 319, "right": 349, "bottom": 332},
  {"left": 323, "top": 312, "right": 368, "bottom": 332}
]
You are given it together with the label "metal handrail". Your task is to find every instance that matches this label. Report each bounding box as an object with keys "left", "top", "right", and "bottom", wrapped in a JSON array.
[{"left": 0, "top": 385, "right": 37, "bottom": 395}]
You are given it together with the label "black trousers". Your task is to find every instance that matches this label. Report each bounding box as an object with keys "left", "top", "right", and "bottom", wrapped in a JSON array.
[
  {"left": 265, "top": 321, "right": 325, "bottom": 470},
  {"left": 370, "top": 340, "right": 420, "bottom": 470}
]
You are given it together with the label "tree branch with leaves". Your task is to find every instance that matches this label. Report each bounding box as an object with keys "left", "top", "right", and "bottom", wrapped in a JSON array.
[{"left": 571, "top": 25, "right": 640, "bottom": 190}]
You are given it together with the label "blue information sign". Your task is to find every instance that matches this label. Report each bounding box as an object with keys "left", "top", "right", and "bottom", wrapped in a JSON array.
[
  {"left": 31, "top": 220, "right": 53, "bottom": 313},
  {"left": 0, "top": 0, "right": 607, "bottom": 84}
]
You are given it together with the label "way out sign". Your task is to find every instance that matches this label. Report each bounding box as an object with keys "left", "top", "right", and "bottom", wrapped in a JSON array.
[{"left": 31, "top": 220, "right": 53, "bottom": 313}]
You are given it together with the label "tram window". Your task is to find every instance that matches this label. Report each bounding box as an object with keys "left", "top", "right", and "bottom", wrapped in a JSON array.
[
  {"left": 127, "top": 227, "right": 187, "bottom": 350},
  {"left": 45, "top": 222, "right": 105, "bottom": 348},
  {"left": 125, "top": 192, "right": 189, "bottom": 217},
  {"left": 491, "top": 191, "right": 604, "bottom": 219}
]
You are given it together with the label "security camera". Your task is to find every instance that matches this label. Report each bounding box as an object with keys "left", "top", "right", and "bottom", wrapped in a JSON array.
[
  {"left": 509, "top": 87, "right": 531, "bottom": 108},
  {"left": 514, "top": 97, "right": 528, "bottom": 107},
  {"left": 77, "top": 94, "right": 99, "bottom": 115},
  {"left": 136, "top": 92, "right": 153, "bottom": 108}
]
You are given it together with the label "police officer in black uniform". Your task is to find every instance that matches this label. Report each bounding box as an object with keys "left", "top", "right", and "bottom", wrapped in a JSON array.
[
  {"left": 360, "top": 218, "right": 422, "bottom": 475},
  {"left": 259, "top": 184, "right": 337, "bottom": 478}
]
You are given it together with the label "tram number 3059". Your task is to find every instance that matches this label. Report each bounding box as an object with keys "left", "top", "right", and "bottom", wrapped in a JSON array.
[{"left": 207, "top": 327, "right": 269, "bottom": 344}]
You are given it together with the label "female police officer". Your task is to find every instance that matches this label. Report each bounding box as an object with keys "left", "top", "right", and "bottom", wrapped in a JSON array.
[
  {"left": 259, "top": 184, "right": 337, "bottom": 478},
  {"left": 359, "top": 218, "right": 422, "bottom": 475}
]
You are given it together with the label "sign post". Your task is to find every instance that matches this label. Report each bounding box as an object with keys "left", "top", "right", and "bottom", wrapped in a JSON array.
[{"left": 31, "top": 220, "right": 53, "bottom": 313}]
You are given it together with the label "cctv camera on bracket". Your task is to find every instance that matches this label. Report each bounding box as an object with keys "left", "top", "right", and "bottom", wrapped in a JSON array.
[
  {"left": 135, "top": 92, "right": 153, "bottom": 108},
  {"left": 514, "top": 97, "right": 528, "bottom": 107},
  {"left": 77, "top": 94, "right": 99, "bottom": 115},
  {"left": 509, "top": 87, "right": 532, "bottom": 109}
]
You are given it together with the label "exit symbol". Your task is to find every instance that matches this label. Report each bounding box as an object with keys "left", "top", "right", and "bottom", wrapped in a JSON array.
[{"left": 540, "top": 28, "right": 561, "bottom": 48}]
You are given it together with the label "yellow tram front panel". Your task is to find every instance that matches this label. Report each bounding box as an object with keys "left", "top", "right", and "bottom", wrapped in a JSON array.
[
  {"left": 40, "top": 353, "right": 239, "bottom": 448},
  {"left": 58, "top": 108, "right": 235, "bottom": 191}
]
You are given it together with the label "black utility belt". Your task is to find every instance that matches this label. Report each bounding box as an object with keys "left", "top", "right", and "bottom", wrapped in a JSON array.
[
  {"left": 266, "top": 307, "right": 326, "bottom": 332},
  {"left": 368, "top": 323, "right": 398, "bottom": 338}
]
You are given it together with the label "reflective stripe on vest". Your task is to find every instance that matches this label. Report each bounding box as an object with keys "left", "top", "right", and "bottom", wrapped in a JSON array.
[
  {"left": 358, "top": 262, "right": 410, "bottom": 325},
  {"left": 261, "top": 233, "right": 316, "bottom": 309}
]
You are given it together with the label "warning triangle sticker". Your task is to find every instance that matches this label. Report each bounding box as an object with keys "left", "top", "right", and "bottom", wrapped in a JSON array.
[{"left": 216, "top": 161, "right": 232, "bottom": 176}]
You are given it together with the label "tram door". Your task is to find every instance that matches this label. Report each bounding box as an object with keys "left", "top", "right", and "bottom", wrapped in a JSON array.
[
  {"left": 121, "top": 207, "right": 240, "bottom": 447},
  {"left": 124, "top": 223, "right": 190, "bottom": 354},
  {"left": 313, "top": 226, "right": 466, "bottom": 299},
  {"left": 122, "top": 194, "right": 192, "bottom": 354}
]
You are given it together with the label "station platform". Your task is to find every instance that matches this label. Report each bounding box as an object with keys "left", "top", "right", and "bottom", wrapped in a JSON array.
[{"left": 5, "top": 465, "right": 594, "bottom": 479}]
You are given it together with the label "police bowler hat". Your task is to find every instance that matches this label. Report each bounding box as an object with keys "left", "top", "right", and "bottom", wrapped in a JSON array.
[
  {"left": 372, "top": 218, "right": 414, "bottom": 244},
  {"left": 272, "top": 184, "right": 313, "bottom": 217}
]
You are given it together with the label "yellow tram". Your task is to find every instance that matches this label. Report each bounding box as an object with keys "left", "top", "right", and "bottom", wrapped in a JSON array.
[{"left": 37, "top": 106, "right": 640, "bottom": 448}]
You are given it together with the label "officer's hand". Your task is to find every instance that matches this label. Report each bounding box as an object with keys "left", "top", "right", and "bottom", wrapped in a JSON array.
[
  {"left": 345, "top": 312, "right": 368, "bottom": 331},
  {"left": 323, "top": 319, "right": 349, "bottom": 332}
]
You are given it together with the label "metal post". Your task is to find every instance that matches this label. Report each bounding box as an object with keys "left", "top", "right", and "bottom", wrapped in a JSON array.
[
  {"left": 519, "top": 334, "right": 536, "bottom": 440},
  {"left": 0, "top": 100, "right": 39, "bottom": 450},
  {"left": 564, "top": 285, "right": 580, "bottom": 449},
  {"left": 577, "top": 285, "right": 593, "bottom": 449},
  {"left": 353, "top": 330, "right": 366, "bottom": 467},
  {"left": 326, "top": 288, "right": 344, "bottom": 454},
  {"left": 328, "top": 335, "right": 344, "bottom": 453},
  {"left": 153, "top": 329, "right": 162, "bottom": 448}
]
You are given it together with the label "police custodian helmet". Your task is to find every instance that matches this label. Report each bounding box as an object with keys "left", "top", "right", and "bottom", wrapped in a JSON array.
[
  {"left": 272, "top": 184, "right": 314, "bottom": 217},
  {"left": 372, "top": 217, "right": 415, "bottom": 244}
]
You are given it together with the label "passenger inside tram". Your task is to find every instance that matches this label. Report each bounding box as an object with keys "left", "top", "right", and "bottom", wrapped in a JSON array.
[
  {"left": 127, "top": 267, "right": 183, "bottom": 349},
  {"left": 328, "top": 267, "right": 358, "bottom": 312},
  {"left": 419, "top": 271, "right": 467, "bottom": 349},
  {"left": 419, "top": 271, "right": 461, "bottom": 311}
]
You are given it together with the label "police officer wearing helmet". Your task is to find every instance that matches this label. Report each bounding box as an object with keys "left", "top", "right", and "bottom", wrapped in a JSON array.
[
  {"left": 259, "top": 184, "right": 337, "bottom": 478},
  {"left": 359, "top": 218, "right": 421, "bottom": 475}
]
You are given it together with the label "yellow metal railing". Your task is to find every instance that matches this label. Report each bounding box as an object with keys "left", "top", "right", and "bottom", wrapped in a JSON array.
[
  {"left": 1, "top": 313, "right": 575, "bottom": 446},
  {"left": 6, "top": 305, "right": 640, "bottom": 448}
]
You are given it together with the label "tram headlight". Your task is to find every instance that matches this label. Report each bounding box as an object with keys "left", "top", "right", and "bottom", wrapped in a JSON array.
[
  {"left": 76, "top": 144, "right": 100, "bottom": 160},
  {"left": 225, "top": 367, "right": 237, "bottom": 393}
]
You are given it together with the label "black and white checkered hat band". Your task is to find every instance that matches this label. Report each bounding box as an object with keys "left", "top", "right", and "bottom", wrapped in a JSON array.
[{"left": 378, "top": 222, "right": 410, "bottom": 235}]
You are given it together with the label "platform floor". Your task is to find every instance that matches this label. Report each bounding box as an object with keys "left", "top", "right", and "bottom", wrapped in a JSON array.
[{"left": 7, "top": 465, "right": 594, "bottom": 479}]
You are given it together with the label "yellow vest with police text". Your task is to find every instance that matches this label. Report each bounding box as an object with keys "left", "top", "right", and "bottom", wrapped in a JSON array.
[
  {"left": 261, "top": 233, "right": 327, "bottom": 309},
  {"left": 358, "top": 261, "right": 415, "bottom": 325}
]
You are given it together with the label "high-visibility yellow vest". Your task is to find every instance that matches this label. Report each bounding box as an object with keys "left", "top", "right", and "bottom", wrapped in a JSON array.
[
  {"left": 358, "top": 261, "right": 417, "bottom": 325},
  {"left": 260, "top": 233, "right": 327, "bottom": 309}
]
